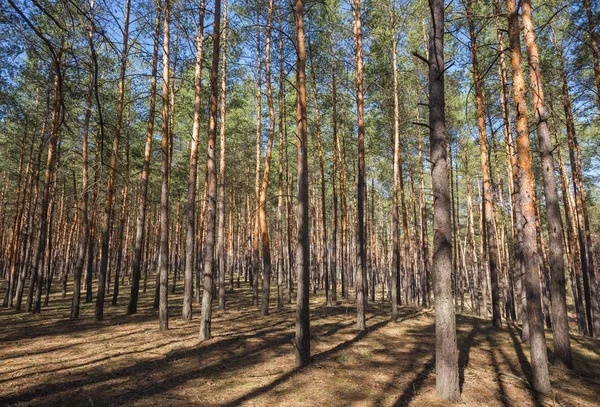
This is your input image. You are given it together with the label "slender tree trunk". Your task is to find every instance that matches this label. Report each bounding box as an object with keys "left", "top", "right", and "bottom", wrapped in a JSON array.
[
  {"left": 30, "top": 45, "right": 63, "bottom": 314},
  {"left": 259, "top": 0, "right": 275, "bottom": 316},
  {"left": 389, "top": 0, "right": 400, "bottom": 321},
  {"left": 199, "top": 0, "right": 221, "bottom": 341},
  {"left": 182, "top": 0, "right": 205, "bottom": 321},
  {"left": 294, "top": 0, "right": 310, "bottom": 367},
  {"left": 276, "top": 11, "right": 285, "bottom": 309},
  {"left": 95, "top": 0, "right": 130, "bottom": 321},
  {"left": 521, "top": 0, "right": 572, "bottom": 367},
  {"left": 252, "top": 11, "right": 262, "bottom": 308},
  {"left": 583, "top": 0, "right": 600, "bottom": 108},
  {"left": 71, "top": 0, "right": 96, "bottom": 319},
  {"left": 307, "top": 36, "right": 329, "bottom": 306},
  {"left": 353, "top": 0, "right": 367, "bottom": 331},
  {"left": 330, "top": 49, "right": 338, "bottom": 304},
  {"left": 428, "top": 0, "right": 460, "bottom": 400},
  {"left": 506, "top": 0, "right": 551, "bottom": 393},
  {"left": 417, "top": 106, "right": 430, "bottom": 308},
  {"left": 466, "top": 0, "right": 502, "bottom": 328},
  {"left": 217, "top": 0, "right": 228, "bottom": 311},
  {"left": 552, "top": 32, "right": 588, "bottom": 335},
  {"left": 158, "top": 0, "right": 170, "bottom": 331}
]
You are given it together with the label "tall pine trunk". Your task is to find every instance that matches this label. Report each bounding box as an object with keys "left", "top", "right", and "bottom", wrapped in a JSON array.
[
  {"left": 353, "top": 0, "right": 367, "bottom": 331},
  {"left": 506, "top": 0, "right": 551, "bottom": 393},
  {"left": 199, "top": 0, "right": 221, "bottom": 341},
  {"left": 521, "top": 0, "right": 571, "bottom": 367},
  {"left": 182, "top": 0, "right": 206, "bottom": 321},
  {"left": 294, "top": 0, "right": 310, "bottom": 367},
  {"left": 158, "top": 0, "right": 170, "bottom": 331},
  {"left": 428, "top": 0, "right": 460, "bottom": 400}
]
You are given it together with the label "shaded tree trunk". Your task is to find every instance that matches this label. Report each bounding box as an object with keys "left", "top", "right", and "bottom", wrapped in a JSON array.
[
  {"left": 95, "top": 0, "right": 130, "bottom": 321},
  {"left": 199, "top": 0, "right": 221, "bottom": 341},
  {"left": 294, "top": 0, "right": 310, "bottom": 367},
  {"left": 182, "top": 0, "right": 206, "bottom": 321},
  {"left": 158, "top": 0, "right": 170, "bottom": 331},
  {"left": 428, "top": 0, "right": 460, "bottom": 400},
  {"left": 353, "top": 0, "right": 367, "bottom": 331}
]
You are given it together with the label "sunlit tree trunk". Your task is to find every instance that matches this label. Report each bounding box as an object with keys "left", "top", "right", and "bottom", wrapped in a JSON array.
[
  {"left": 506, "top": 0, "right": 551, "bottom": 393},
  {"left": 521, "top": 0, "right": 571, "bottom": 366}
]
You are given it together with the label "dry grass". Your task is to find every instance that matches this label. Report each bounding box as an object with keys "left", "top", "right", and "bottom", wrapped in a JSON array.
[{"left": 1, "top": 277, "right": 599, "bottom": 407}]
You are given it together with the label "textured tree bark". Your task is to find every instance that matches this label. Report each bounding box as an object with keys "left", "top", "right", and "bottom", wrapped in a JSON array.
[
  {"left": 199, "top": 0, "right": 221, "bottom": 341},
  {"left": 353, "top": 0, "right": 367, "bottom": 331},
  {"left": 428, "top": 0, "right": 460, "bottom": 401},
  {"left": 466, "top": 0, "right": 502, "bottom": 328},
  {"left": 294, "top": 0, "right": 310, "bottom": 367},
  {"left": 506, "top": 0, "right": 551, "bottom": 393},
  {"left": 158, "top": 0, "right": 171, "bottom": 331},
  {"left": 182, "top": 0, "right": 206, "bottom": 321},
  {"left": 95, "top": 0, "right": 130, "bottom": 321},
  {"left": 521, "top": 0, "right": 571, "bottom": 366}
]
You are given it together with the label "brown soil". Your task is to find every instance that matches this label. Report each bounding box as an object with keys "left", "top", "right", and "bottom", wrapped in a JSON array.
[{"left": 1, "top": 279, "right": 599, "bottom": 407}]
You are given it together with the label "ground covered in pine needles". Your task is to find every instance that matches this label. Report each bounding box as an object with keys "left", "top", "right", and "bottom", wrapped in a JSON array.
[{"left": 1, "top": 279, "right": 600, "bottom": 407}]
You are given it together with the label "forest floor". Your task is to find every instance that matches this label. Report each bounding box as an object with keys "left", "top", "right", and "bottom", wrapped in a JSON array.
[{"left": 1, "top": 278, "right": 600, "bottom": 407}]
